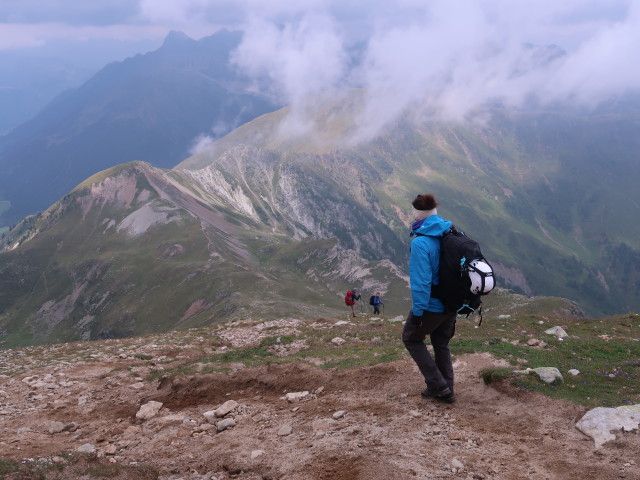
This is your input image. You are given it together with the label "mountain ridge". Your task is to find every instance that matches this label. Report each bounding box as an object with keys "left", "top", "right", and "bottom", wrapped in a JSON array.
[
  {"left": 2, "top": 92, "right": 640, "bottom": 345},
  {"left": 0, "top": 29, "right": 280, "bottom": 226}
]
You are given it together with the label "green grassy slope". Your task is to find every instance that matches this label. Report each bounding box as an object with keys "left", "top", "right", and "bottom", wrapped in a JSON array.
[
  {"left": 0, "top": 162, "right": 410, "bottom": 347},
  {"left": 176, "top": 99, "right": 640, "bottom": 316}
]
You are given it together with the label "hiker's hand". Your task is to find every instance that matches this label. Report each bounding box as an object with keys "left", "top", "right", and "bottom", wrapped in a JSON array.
[{"left": 409, "top": 312, "right": 422, "bottom": 325}]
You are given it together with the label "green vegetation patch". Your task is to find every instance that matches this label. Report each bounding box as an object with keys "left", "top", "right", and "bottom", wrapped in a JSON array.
[
  {"left": 0, "top": 454, "right": 159, "bottom": 480},
  {"left": 453, "top": 312, "right": 640, "bottom": 407}
]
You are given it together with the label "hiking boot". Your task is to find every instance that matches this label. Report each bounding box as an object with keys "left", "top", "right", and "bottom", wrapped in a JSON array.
[{"left": 421, "top": 386, "right": 456, "bottom": 403}]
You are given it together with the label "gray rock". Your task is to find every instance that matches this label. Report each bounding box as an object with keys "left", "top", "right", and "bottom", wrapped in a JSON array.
[
  {"left": 533, "top": 367, "right": 563, "bottom": 383},
  {"left": 203, "top": 410, "right": 217, "bottom": 424},
  {"left": 331, "top": 337, "right": 346, "bottom": 346},
  {"left": 284, "top": 391, "right": 309, "bottom": 402},
  {"left": 104, "top": 444, "right": 117, "bottom": 455},
  {"left": 277, "top": 425, "right": 293, "bottom": 436},
  {"left": 213, "top": 400, "right": 238, "bottom": 417},
  {"left": 216, "top": 417, "right": 236, "bottom": 432},
  {"left": 76, "top": 443, "right": 96, "bottom": 453},
  {"left": 63, "top": 422, "right": 78, "bottom": 432},
  {"left": 251, "top": 449, "right": 265, "bottom": 459},
  {"left": 135, "top": 400, "right": 163, "bottom": 420},
  {"left": 332, "top": 410, "right": 346, "bottom": 420},
  {"left": 451, "top": 458, "right": 465, "bottom": 472},
  {"left": 545, "top": 326, "right": 569, "bottom": 339},
  {"left": 576, "top": 404, "right": 640, "bottom": 448},
  {"left": 49, "top": 421, "right": 66, "bottom": 434}
]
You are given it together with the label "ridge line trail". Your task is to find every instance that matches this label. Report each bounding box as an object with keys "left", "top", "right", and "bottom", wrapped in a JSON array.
[{"left": 1, "top": 341, "right": 637, "bottom": 479}]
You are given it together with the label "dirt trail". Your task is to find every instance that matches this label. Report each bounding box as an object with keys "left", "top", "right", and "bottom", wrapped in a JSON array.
[{"left": 1, "top": 346, "right": 639, "bottom": 480}]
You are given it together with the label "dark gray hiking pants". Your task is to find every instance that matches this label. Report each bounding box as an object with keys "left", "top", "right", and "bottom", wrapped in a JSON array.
[{"left": 402, "top": 310, "right": 457, "bottom": 391}]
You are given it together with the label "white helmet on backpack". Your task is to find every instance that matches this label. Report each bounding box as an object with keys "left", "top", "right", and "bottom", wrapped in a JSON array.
[{"left": 468, "top": 259, "right": 495, "bottom": 294}]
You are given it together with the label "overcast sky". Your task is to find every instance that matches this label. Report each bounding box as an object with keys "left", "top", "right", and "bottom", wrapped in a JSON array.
[{"left": 2, "top": 0, "right": 639, "bottom": 139}]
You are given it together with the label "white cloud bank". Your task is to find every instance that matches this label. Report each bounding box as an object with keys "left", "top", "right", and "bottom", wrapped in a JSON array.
[
  {"left": 3, "top": 0, "right": 638, "bottom": 141},
  {"left": 227, "top": 0, "right": 640, "bottom": 140}
]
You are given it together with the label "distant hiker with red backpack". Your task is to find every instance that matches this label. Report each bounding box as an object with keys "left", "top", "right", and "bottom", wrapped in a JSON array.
[
  {"left": 344, "top": 288, "right": 361, "bottom": 318},
  {"left": 402, "top": 194, "right": 457, "bottom": 404}
]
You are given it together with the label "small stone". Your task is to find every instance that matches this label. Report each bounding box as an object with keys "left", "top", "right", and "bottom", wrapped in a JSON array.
[
  {"left": 332, "top": 410, "right": 346, "bottom": 420},
  {"left": 203, "top": 411, "right": 217, "bottom": 424},
  {"left": 545, "top": 326, "right": 569, "bottom": 339},
  {"left": 527, "top": 338, "right": 540, "bottom": 346},
  {"left": 284, "top": 391, "right": 309, "bottom": 402},
  {"left": 251, "top": 450, "right": 265, "bottom": 459},
  {"left": 77, "top": 443, "right": 96, "bottom": 453},
  {"left": 213, "top": 400, "right": 238, "bottom": 417},
  {"left": 130, "top": 382, "right": 144, "bottom": 390},
  {"left": 277, "top": 425, "right": 293, "bottom": 436},
  {"left": 104, "top": 444, "right": 117, "bottom": 455},
  {"left": 533, "top": 367, "right": 563, "bottom": 384},
  {"left": 451, "top": 458, "right": 464, "bottom": 471},
  {"left": 49, "top": 421, "right": 66, "bottom": 434},
  {"left": 331, "top": 337, "right": 346, "bottom": 346},
  {"left": 568, "top": 369, "right": 580, "bottom": 376},
  {"left": 216, "top": 418, "right": 236, "bottom": 432},
  {"left": 135, "top": 401, "right": 163, "bottom": 420},
  {"left": 63, "top": 422, "right": 78, "bottom": 432},
  {"left": 409, "top": 410, "right": 421, "bottom": 418}
]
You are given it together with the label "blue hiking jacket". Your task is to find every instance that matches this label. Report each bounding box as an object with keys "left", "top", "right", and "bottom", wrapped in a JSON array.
[{"left": 409, "top": 215, "right": 452, "bottom": 316}]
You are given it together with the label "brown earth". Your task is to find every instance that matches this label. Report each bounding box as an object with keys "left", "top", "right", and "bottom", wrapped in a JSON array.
[{"left": 1, "top": 332, "right": 639, "bottom": 479}]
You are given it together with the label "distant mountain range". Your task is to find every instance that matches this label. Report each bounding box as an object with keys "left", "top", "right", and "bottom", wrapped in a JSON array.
[
  {"left": 1, "top": 93, "right": 639, "bottom": 346},
  {"left": 0, "top": 30, "right": 280, "bottom": 226}
]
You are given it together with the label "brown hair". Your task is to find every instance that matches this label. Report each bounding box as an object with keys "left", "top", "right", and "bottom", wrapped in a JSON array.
[{"left": 412, "top": 194, "right": 438, "bottom": 211}]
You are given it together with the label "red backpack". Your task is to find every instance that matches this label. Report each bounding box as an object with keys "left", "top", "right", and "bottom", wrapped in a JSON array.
[{"left": 344, "top": 291, "right": 355, "bottom": 306}]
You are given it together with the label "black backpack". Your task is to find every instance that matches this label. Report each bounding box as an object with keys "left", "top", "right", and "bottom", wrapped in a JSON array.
[
  {"left": 426, "top": 225, "right": 496, "bottom": 324},
  {"left": 369, "top": 296, "right": 375, "bottom": 305}
]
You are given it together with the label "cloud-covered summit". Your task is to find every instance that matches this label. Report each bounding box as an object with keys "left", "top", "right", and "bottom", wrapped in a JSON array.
[
  {"left": 229, "top": 0, "right": 640, "bottom": 141},
  {"left": 2, "top": 0, "right": 638, "bottom": 141}
]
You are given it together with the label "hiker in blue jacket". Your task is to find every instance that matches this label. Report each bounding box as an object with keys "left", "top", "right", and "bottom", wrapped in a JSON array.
[
  {"left": 402, "top": 193, "right": 457, "bottom": 403},
  {"left": 371, "top": 292, "right": 383, "bottom": 314}
]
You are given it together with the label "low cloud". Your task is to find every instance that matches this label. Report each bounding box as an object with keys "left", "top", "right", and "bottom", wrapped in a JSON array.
[
  {"left": 188, "top": 134, "right": 215, "bottom": 155},
  {"left": 3, "top": 0, "right": 637, "bottom": 143},
  {"left": 229, "top": 0, "right": 639, "bottom": 142}
]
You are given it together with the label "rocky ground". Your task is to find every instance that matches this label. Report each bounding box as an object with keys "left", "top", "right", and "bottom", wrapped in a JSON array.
[{"left": 1, "top": 317, "right": 639, "bottom": 480}]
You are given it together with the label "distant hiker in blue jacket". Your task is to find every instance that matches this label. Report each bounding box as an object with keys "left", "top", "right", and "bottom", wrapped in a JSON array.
[
  {"left": 371, "top": 292, "right": 383, "bottom": 314},
  {"left": 402, "top": 193, "right": 457, "bottom": 404}
]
